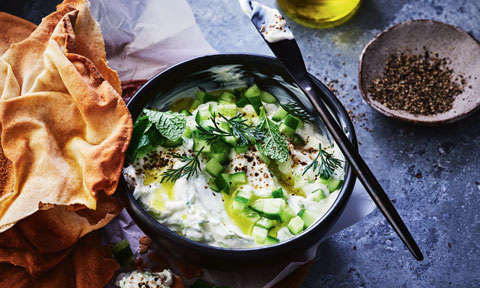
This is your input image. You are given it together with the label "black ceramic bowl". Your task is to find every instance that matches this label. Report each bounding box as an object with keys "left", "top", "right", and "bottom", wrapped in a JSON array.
[{"left": 118, "top": 54, "right": 357, "bottom": 268}]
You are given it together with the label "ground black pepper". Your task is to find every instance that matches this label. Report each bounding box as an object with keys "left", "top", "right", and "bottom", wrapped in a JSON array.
[{"left": 367, "top": 49, "right": 467, "bottom": 115}]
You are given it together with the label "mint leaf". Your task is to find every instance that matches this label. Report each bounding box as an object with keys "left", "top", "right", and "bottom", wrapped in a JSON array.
[
  {"left": 127, "top": 115, "right": 152, "bottom": 162},
  {"left": 256, "top": 109, "right": 289, "bottom": 162},
  {"left": 143, "top": 109, "right": 186, "bottom": 141}
]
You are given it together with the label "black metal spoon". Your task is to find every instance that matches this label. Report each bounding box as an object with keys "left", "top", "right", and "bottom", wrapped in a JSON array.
[{"left": 243, "top": 1, "right": 423, "bottom": 261}]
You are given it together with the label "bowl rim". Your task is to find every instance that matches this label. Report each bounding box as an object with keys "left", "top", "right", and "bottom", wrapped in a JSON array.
[{"left": 119, "top": 53, "right": 357, "bottom": 254}]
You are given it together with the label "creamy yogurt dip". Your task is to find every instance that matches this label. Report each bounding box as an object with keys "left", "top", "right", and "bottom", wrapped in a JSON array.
[
  {"left": 124, "top": 84, "right": 345, "bottom": 248},
  {"left": 239, "top": 0, "right": 294, "bottom": 43},
  {"left": 116, "top": 269, "right": 173, "bottom": 288}
]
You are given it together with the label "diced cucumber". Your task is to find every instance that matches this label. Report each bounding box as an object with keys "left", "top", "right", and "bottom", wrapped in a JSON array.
[
  {"left": 244, "top": 85, "right": 263, "bottom": 114},
  {"left": 208, "top": 178, "right": 220, "bottom": 192},
  {"left": 249, "top": 198, "right": 285, "bottom": 220},
  {"left": 195, "top": 109, "right": 211, "bottom": 124},
  {"left": 233, "top": 192, "right": 250, "bottom": 212},
  {"left": 231, "top": 172, "right": 248, "bottom": 186},
  {"left": 258, "top": 151, "right": 271, "bottom": 165},
  {"left": 179, "top": 108, "right": 192, "bottom": 116},
  {"left": 159, "top": 137, "right": 183, "bottom": 148},
  {"left": 265, "top": 236, "right": 280, "bottom": 245},
  {"left": 184, "top": 125, "right": 195, "bottom": 138},
  {"left": 300, "top": 210, "right": 318, "bottom": 228},
  {"left": 241, "top": 208, "right": 261, "bottom": 225},
  {"left": 292, "top": 133, "right": 306, "bottom": 147},
  {"left": 190, "top": 99, "right": 202, "bottom": 110},
  {"left": 208, "top": 141, "right": 230, "bottom": 164},
  {"left": 318, "top": 177, "right": 329, "bottom": 184},
  {"left": 257, "top": 217, "right": 276, "bottom": 229},
  {"left": 233, "top": 88, "right": 246, "bottom": 98},
  {"left": 328, "top": 179, "right": 343, "bottom": 192},
  {"left": 235, "top": 144, "right": 248, "bottom": 153},
  {"left": 287, "top": 216, "right": 305, "bottom": 235},
  {"left": 252, "top": 225, "right": 268, "bottom": 244},
  {"left": 205, "top": 158, "right": 224, "bottom": 177},
  {"left": 284, "top": 115, "right": 303, "bottom": 130},
  {"left": 279, "top": 123, "right": 295, "bottom": 137},
  {"left": 271, "top": 188, "right": 284, "bottom": 199},
  {"left": 244, "top": 84, "right": 262, "bottom": 98},
  {"left": 276, "top": 158, "right": 293, "bottom": 176},
  {"left": 214, "top": 173, "right": 231, "bottom": 193},
  {"left": 279, "top": 206, "right": 295, "bottom": 223},
  {"left": 260, "top": 91, "right": 277, "bottom": 103},
  {"left": 276, "top": 227, "right": 294, "bottom": 241},
  {"left": 233, "top": 190, "right": 252, "bottom": 211},
  {"left": 247, "top": 96, "right": 263, "bottom": 115},
  {"left": 236, "top": 97, "right": 249, "bottom": 108},
  {"left": 217, "top": 103, "right": 237, "bottom": 118},
  {"left": 112, "top": 240, "right": 134, "bottom": 266},
  {"left": 194, "top": 90, "right": 216, "bottom": 103},
  {"left": 223, "top": 135, "right": 238, "bottom": 146},
  {"left": 219, "top": 91, "right": 236, "bottom": 103},
  {"left": 312, "top": 189, "right": 326, "bottom": 202},
  {"left": 272, "top": 106, "right": 288, "bottom": 122},
  {"left": 193, "top": 137, "right": 211, "bottom": 153},
  {"left": 209, "top": 152, "right": 228, "bottom": 164}
]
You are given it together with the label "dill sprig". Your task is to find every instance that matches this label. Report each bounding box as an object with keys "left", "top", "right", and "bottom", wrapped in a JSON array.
[
  {"left": 302, "top": 144, "right": 343, "bottom": 179},
  {"left": 160, "top": 148, "right": 204, "bottom": 183},
  {"left": 197, "top": 113, "right": 263, "bottom": 146},
  {"left": 281, "top": 102, "right": 314, "bottom": 123}
]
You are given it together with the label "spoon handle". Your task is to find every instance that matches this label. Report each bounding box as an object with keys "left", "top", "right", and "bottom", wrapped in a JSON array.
[{"left": 270, "top": 40, "right": 423, "bottom": 261}]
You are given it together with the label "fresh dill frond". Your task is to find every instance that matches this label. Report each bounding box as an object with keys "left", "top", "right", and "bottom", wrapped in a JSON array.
[
  {"left": 160, "top": 148, "right": 204, "bottom": 183},
  {"left": 281, "top": 102, "right": 314, "bottom": 123},
  {"left": 196, "top": 113, "right": 263, "bottom": 146},
  {"left": 303, "top": 144, "right": 343, "bottom": 179}
]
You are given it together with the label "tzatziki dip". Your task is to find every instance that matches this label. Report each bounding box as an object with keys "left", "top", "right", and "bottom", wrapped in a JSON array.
[{"left": 124, "top": 83, "right": 345, "bottom": 248}]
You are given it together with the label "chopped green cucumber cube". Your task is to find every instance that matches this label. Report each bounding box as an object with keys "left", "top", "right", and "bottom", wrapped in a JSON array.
[
  {"left": 208, "top": 178, "right": 220, "bottom": 192},
  {"left": 193, "top": 137, "right": 211, "bottom": 153},
  {"left": 223, "top": 135, "right": 238, "bottom": 146},
  {"left": 112, "top": 240, "right": 134, "bottom": 266},
  {"left": 279, "top": 123, "right": 295, "bottom": 137},
  {"left": 231, "top": 172, "right": 248, "bottom": 186},
  {"left": 159, "top": 137, "right": 183, "bottom": 148},
  {"left": 257, "top": 217, "right": 276, "bottom": 229},
  {"left": 250, "top": 198, "right": 285, "bottom": 220},
  {"left": 246, "top": 96, "right": 263, "bottom": 115},
  {"left": 287, "top": 216, "right": 305, "bottom": 235},
  {"left": 258, "top": 151, "right": 271, "bottom": 165},
  {"left": 236, "top": 97, "right": 249, "bottom": 108},
  {"left": 205, "top": 158, "right": 224, "bottom": 177},
  {"left": 284, "top": 115, "right": 303, "bottom": 130},
  {"left": 265, "top": 236, "right": 280, "bottom": 245},
  {"left": 219, "top": 91, "right": 236, "bottom": 103},
  {"left": 328, "top": 179, "right": 343, "bottom": 192},
  {"left": 272, "top": 106, "right": 288, "bottom": 122},
  {"left": 312, "top": 189, "right": 326, "bottom": 202},
  {"left": 271, "top": 188, "right": 284, "bottom": 199},
  {"left": 252, "top": 225, "right": 268, "bottom": 244},
  {"left": 279, "top": 206, "right": 295, "bottom": 223},
  {"left": 233, "top": 194, "right": 249, "bottom": 212},
  {"left": 195, "top": 109, "right": 211, "bottom": 124},
  {"left": 300, "top": 210, "right": 318, "bottom": 228},
  {"left": 217, "top": 103, "right": 237, "bottom": 118},
  {"left": 236, "top": 190, "right": 253, "bottom": 201},
  {"left": 260, "top": 91, "right": 277, "bottom": 103},
  {"left": 244, "top": 84, "right": 261, "bottom": 98},
  {"left": 195, "top": 90, "right": 216, "bottom": 103},
  {"left": 179, "top": 108, "right": 192, "bottom": 116},
  {"left": 241, "top": 208, "right": 261, "bottom": 225},
  {"left": 214, "top": 173, "right": 231, "bottom": 193},
  {"left": 235, "top": 144, "right": 248, "bottom": 153},
  {"left": 292, "top": 134, "right": 306, "bottom": 147},
  {"left": 233, "top": 87, "right": 246, "bottom": 98}
]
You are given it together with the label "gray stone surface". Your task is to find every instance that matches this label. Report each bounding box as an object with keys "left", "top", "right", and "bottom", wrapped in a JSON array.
[
  {"left": 185, "top": 0, "right": 480, "bottom": 287},
  {"left": 3, "top": 0, "right": 479, "bottom": 287}
]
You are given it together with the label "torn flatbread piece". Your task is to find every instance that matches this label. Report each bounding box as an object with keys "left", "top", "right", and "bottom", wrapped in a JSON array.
[{"left": 0, "top": 0, "right": 132, "bottom": 232}]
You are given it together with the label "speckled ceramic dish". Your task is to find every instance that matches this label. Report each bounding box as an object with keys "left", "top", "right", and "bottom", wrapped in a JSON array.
[{"left": 359, "top": 20, "right": 480, "bottom": 125}]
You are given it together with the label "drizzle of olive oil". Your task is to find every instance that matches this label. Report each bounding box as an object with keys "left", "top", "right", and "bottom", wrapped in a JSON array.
[{"left": 144, "top": 169, "right": 175, "bottom": 212}]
